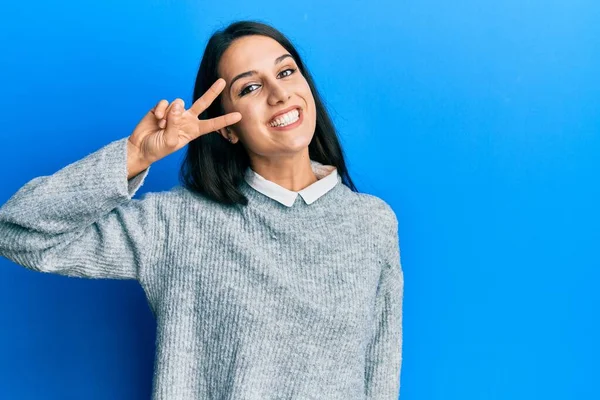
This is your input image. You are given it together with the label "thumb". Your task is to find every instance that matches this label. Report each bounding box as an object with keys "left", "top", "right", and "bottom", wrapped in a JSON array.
[{"left": 164, "top": 99, "right": 184, "bottom": 147}]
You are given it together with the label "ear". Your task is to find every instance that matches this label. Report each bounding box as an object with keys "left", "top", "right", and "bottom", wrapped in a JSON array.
[
  {"left": 217, "top": 127, "right": 228, "bottom": 139},
  {"left": 217, "top": 127, "right": 239, "bottom": 144}
]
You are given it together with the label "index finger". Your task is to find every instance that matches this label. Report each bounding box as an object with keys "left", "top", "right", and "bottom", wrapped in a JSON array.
[
  {"left": 198, "top": 112, "right": 242, "bottom": 136},
  {"left": 189, "top": 78, "right": 226, "bottom": 117}
]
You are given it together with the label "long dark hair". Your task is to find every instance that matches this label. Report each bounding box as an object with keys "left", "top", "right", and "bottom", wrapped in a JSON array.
[{"left": 179, "top": 20, "right": 359, "bottom": 205}]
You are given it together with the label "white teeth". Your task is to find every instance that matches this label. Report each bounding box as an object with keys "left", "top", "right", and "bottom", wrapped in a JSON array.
[{"left": 269, "top": 109, "right": 300, "bottom": 127}]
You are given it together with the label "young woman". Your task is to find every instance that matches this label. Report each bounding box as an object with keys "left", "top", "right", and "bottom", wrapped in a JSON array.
[{"left": 0, "top": 20, "right": 404, "bottom": 400}]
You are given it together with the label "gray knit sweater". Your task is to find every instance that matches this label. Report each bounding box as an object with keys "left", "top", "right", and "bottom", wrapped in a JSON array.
[{"left": 0, "top": 137, "right": 404, "bottom": 400}]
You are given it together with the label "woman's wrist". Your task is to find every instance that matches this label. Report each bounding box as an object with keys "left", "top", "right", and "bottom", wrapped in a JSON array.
[{"left": 126, "top": 139, "right": 151, "bottom": 180}]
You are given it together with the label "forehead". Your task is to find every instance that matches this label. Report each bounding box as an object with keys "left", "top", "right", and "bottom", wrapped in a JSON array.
[{"left": 218, "top": 35, "right": 289, "bottom": 78}]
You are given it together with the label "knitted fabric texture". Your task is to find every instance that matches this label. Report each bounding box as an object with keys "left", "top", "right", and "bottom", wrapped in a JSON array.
[{"left": 0, "top": 137, "right": 404, "bottom": 400}]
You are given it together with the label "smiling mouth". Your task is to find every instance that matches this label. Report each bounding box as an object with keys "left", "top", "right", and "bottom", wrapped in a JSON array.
[{"left": 267, "top": 107, "right": 302, "bottom": 128}]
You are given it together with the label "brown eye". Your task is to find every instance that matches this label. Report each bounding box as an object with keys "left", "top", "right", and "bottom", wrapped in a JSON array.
[
  {"left": 239, "top": 84, "right": 260, "bottom": 97},
  {"left": 278, "top": 68, "right": 296, "bottom": 78}
]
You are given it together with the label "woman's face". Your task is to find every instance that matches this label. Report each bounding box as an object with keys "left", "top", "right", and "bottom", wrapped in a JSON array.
[{"left": 217, "top": 35, "right": 317, "bottom": 160}]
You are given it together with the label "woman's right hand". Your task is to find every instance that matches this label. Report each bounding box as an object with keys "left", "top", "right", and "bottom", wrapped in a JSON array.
[{"left": 127, "top": 78, "right": 242, "bottom": 176}]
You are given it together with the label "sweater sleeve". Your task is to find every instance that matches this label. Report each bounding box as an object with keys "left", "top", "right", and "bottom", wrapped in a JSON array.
[
  {"left": 365, "top": 207, "right": 404, "bottom": 399},
  {"left": 0, "top": 137, "right": 157, "bottom": 280}
]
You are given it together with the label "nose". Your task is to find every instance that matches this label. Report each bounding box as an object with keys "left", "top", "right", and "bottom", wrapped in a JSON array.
[{"left": 267, "top": 80, "right": 291, "bottom": 105}]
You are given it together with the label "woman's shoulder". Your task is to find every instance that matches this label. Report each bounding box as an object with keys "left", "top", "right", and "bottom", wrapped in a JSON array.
[
  {"left": 133, "top": 184, "right": 224, "bottom": 223},
  {"left": 344, "top": 188, "right": 398, "bottom": 225},
  {"left": 142, "top": 184, "right": 219, "bottom": 209}
]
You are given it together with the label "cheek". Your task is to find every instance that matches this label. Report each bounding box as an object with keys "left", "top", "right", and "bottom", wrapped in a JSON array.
[
  {"left": 300, "top": 83, "right": 316, "bottom": 112},
  {"left": 234, "top": 104, "right": 269, "bottom": 146},
  {"left": 303, "top": 87, "right": 317, "bottom": 125},
  {"left": 229, "top": 104, "right": 260, "bottom": 134},
  {"left": 239, "top": 103, "right": 263, "bottom": 126}
]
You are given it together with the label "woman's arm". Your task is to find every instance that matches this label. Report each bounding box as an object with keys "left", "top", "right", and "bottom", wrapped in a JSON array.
[
  {"left": 0, "top": 80, "right": 243, "bottom": 281},
  {"left": 0, "top": 137, "right": 159, "bottom": 280},
  {"left": 365, "top": 208, "right": 404, "bottom": 399}
]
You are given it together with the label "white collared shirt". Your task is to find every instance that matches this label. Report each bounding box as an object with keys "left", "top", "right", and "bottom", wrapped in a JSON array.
[{"left": 244, "top": 160, "right": 340, "bottom": 207}]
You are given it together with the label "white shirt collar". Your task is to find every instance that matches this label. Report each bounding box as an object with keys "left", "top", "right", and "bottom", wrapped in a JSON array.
[{"left": 244, "top": 160, "right": 340, "bottom": 207}]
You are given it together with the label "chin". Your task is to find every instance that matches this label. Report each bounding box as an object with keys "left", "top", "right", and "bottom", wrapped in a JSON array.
[{"left": 287, "top": 130, "right": 314, "bottom": 149}]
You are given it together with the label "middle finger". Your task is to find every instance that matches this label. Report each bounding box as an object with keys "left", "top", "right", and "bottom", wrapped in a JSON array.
[{"left": 189, "top": 78, "right": 226, "bottom": 116}]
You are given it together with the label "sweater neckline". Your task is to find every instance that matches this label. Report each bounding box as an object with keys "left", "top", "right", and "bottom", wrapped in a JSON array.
[{"left": 237, "top": 175, "right": 349, "bottom": 218}]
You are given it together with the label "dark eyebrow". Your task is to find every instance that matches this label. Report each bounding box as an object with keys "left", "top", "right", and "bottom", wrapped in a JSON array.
[{"left": 228, "top": 54, "right": 294, "bottom": 96}]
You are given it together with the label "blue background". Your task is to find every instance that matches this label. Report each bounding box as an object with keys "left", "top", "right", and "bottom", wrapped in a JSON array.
[{"left": 0, "top": 1, "right": 598, "bottom": 399}]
